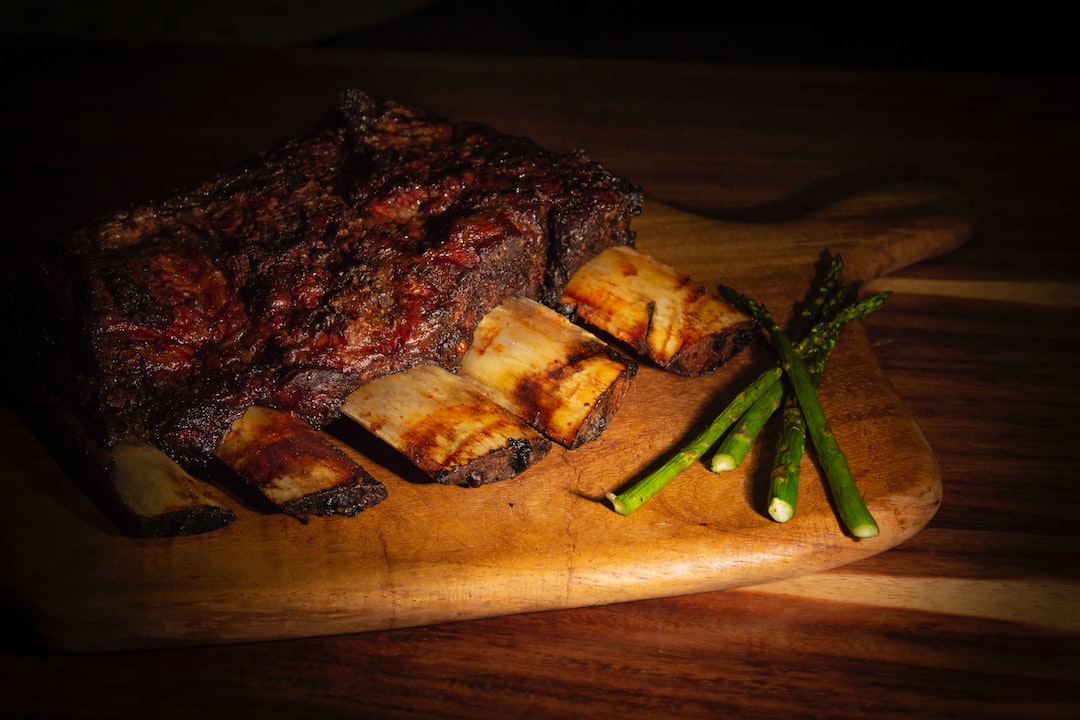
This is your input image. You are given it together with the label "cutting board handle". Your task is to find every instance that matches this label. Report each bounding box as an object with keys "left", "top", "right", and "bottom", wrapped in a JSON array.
[
  {"left": 788, "top": 178, "right": 978, "bottom": 283},
  {"left": 635, "top": 179, "right": 977, "bottom": 304}
]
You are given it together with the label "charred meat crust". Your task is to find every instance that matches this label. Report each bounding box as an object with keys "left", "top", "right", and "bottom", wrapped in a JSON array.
[
  {"left": 663, "top": 320, "right": 759, "bottom": 376},
  {"left": 431, "top": 435, "right": 551, "bottom": 488},
  {"left": 213, "top": 404, "right": 389, "bottom": 518},
  {"left": 31, "top": 89, "right": 643, "bottom": 467},
  {"left": 278, "top": 476, "right": 390, "bottom": 523},
  {"left": 126, "top": 506, "right": 238, "bottom": 538}
]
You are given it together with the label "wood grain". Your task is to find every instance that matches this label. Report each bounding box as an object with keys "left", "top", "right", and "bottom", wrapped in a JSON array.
[
  {"left": 0, "top": 181, "right": 971, "bottom": 652},
  {"left": 739, "top": 573, "right": 1080, "bottom": 632},
  {"left": 4, "top": 40, "right": 1078, "bottom": 720}
]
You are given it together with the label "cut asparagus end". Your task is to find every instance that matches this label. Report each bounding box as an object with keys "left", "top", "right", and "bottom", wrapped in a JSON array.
[
  {"left": 341, "top": 364, "right": 551, "bottom": 487},
  {"left": 458, "top": 295, "right": 636, "bottom": 449},
  {"left": 710, "top": 453, "right": 737, "bottom": 473},
  {"left": 768, "top": 497, "right": 795, "bottom": 523},
  {"left": 838, "top": 509, "right": 881, "bottom": 537},
  {"left": 214, "top": 405, "right": 387, "bottom": 521},
  {"left": 560, "top": 246, "right": 757, "bottom": 375},
  {"left": 851, "top": 520, "right": 876, "bottom": 537},
  {"left": 605, "top": 491, "right": 633, "bottom": 516}
]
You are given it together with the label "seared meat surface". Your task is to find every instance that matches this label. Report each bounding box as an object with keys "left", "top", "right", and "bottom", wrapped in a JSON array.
[{"left": 33, "top": 89, "right": 642, "bottom": 467}]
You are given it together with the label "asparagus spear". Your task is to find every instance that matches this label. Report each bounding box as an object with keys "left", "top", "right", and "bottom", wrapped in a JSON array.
[
  {"left": 605, "top": 366, "right": 783, "bottom": 515},
  {"left": 719, "top": 285, "right": 880, "bottom": 539},
  {"left": 605, "top": 251, "right": 890, "bottom": 539},
  {"left": 764, "top": 291, "right": 892, "bottom": 524},
  {"left": 767, "top": 385, "right": 807, "bottom": 523},
  {"left": 708, "top": 384, "right": 784, "bottom": 472},
  {"left": 609, "top": 292, "right": 889, "bottom": 519},
  {"left": 709, "top": 255, "right": 846, "bottom": 471},
  {"left": 796, "top": 255, "right": 848, "bottom": 337},
  {"left": 763, "top": 308, "right": 847, "bottom": 521},
  {"left": 708, "top": 287, "right": 889, "bottom": 473}
]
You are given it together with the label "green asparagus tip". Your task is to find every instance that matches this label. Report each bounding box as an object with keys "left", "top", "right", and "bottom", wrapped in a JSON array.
[
  {"left": 768, "top": 498, "right": 794, "bottom": 523},
  {"left": 710, "top": 453, "right": 737, "bottom": 473}
]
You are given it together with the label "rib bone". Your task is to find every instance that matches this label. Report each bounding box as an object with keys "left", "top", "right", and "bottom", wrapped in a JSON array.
[
  {"left": 340, "top": 364, "right": 551, "bottom": 487},
  {"left": 23, "top": 376, "right": 236, "bottom": 537},
  {"left": 106, "top": 442, "right": 237, "bottom": 536},
  {"left": 458, "top": 296, "right": 636, "bottom": 448},
  {"left": 214, "top": 405, "right": 388, "bottom": 521},
  {"left": 560, "top": 246, "right": 757, "bottom": 375}
]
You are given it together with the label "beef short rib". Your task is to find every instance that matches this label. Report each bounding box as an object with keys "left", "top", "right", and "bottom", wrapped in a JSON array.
[{"left": 30, "top": 89, "right": 643, "bottom": 467}]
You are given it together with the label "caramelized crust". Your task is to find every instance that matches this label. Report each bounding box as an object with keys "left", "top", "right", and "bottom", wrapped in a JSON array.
[{"left": 32, "top": 89, "right": 642, "bottom": 466}]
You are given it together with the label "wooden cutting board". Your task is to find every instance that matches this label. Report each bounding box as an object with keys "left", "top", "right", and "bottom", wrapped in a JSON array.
[{"left": 0, "top": 179, "right": 974, "bottom": 653}]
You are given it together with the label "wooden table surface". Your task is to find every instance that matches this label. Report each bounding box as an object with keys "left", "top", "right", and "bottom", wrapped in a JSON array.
[{"left": 2, "top": 38, "right": 1078, "bottom": 719}]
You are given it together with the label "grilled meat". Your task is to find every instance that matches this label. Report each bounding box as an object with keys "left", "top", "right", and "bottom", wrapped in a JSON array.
[
  {"left": 340, "top": 364, "right": 553, "bottom": 487},
  {"left": 214, "top": 405, "right": 388, "bottom": 521},
  {"left": 458, "top": 296, "right": 637, "bottom": 449},
  {"left": 560, "top": 246, "right": 756, "bottom": 376},
  {"left": 31, "top": 89, "right": 643, "bottom": 468}
]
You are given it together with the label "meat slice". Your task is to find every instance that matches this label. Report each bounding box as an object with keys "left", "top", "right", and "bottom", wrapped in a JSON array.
[
  {"left": 214, "top": 405, "right": 389, "bottom": 521},
  {"left": 32, "top": 89, "right": 643, "bottom": 468}
]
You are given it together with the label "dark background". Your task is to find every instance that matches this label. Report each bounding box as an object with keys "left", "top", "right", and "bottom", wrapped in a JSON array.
[{"left": 3, "top": 1, "right": 1074, "bottom": 75}]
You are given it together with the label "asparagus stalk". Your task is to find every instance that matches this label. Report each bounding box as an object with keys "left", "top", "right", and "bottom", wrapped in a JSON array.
[
  {"left": 719, "top": 285, "right": 880, "bottom": 539},
  {"left": 707, "top": 256, "right": 845, "bottom": 472},
  {"left": 608, "top": 289, "right": 891, "bottom": 518},
  {"left": 767, "top": 386, "right": 807, "bottom": 522},
  {"left": 606, "top": 366, "right": 783, "bottom": 515},
  {"left": 708, "top": 382, "right": 784, "bottom": 472},
  {"left": 796, "top": 255, "right": 848, "bottom": 336},
  {"left": 708, "top": 288, "right": 889, "bottom": 473},
  {"left": 764, "top": 305, "right": 849, "bottom": 521},
  {"left": 764, "top": 291, "right": 892, "bottom": 524}
]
